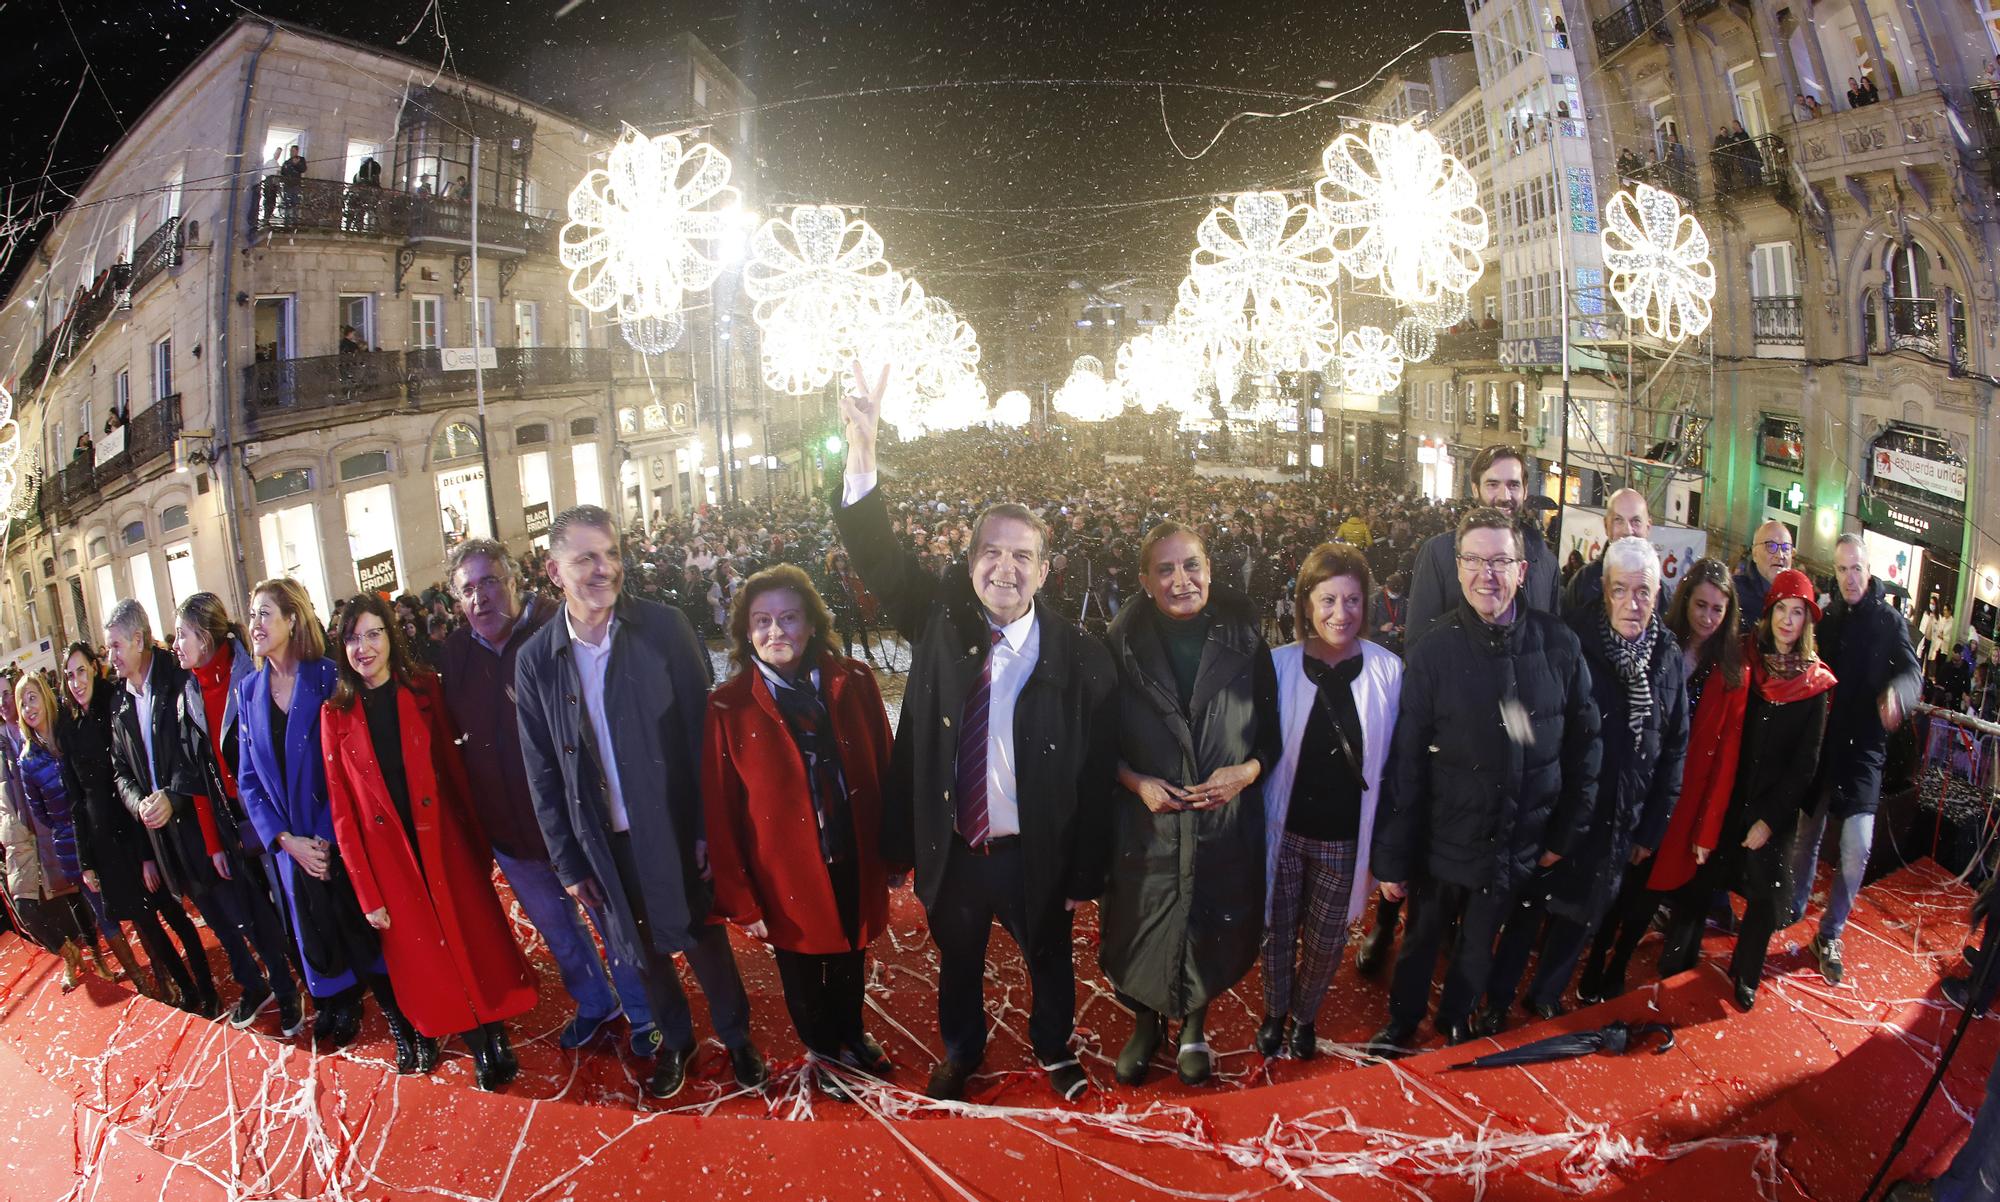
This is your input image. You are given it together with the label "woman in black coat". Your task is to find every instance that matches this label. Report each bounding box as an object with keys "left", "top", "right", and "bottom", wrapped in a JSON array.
[
  {"left": 1661, "top": 569, "right": 1834, "bottom": 1011},
  {"left": 1102, "top": 522, "right": 1279, "bottom": 1087},
  {"left": 58, "top": 642, "right": 213, "bottom": 1008}
]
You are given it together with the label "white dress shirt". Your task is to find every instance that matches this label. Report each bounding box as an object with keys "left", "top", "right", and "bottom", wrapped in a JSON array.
[
  {"left": 127, "top": 671, "right": 158, "bottom": 791},
  {"left": 566, "top": 608, "right": 631, "bottom": 833},
  {"left": 845, "top": 464, "right": 1036, "bottom": 838}
]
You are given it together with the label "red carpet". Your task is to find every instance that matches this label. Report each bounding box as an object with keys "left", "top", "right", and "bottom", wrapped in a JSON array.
[{"left": 0, "top": 859, "right": 1989, "bottom": 1201}]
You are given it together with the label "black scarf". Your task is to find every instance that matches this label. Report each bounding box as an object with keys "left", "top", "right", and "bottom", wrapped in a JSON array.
[{"left": 764, "top": 651, "right": 856, "bottom": 864}]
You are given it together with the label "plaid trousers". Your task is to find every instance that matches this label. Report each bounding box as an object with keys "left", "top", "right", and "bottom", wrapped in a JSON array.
[{"left": 1261, "top": 831, "right": 1359, "bottom": 1023}]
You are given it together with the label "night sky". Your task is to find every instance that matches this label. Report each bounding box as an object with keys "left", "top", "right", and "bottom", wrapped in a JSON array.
[{"left": 1, "top": 0, "right": 1469, "bottom": 316}]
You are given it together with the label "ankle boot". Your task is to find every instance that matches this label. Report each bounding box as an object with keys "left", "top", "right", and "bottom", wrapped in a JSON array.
[
  {"left": 59, "top": 941, "right": 84, "bottom": 990},
  {"left": 383, "top": 1004, "right": 424, "bottom": 1075},
  {"left": 486, "top": 1022, "right": 519, "bottom": 1084},
  {"left": 1115, "top": 1008, "right": 1164, "bottom": 1086},
  {"left": 465, "top": 1027, "right": 506, "bottom": 1092},
  {"left": 1355, "top": 895, "right": 1403, "bottom": 976}
]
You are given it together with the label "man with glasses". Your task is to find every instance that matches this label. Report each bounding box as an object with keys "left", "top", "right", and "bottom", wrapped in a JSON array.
[
  {"left": 1405, "top": 446, "right": 1559, "bottom": 649},
  {"left": 1735, "top": 520, "right": 1795, "bottom": 632},
  {"left": 437, "top": 539, "right": 658, "bottom": 1058},
  {"left": 1790, "top": 532, "right": 1920, "bottom": 984},
  {"left": 1367, "top": 508, "right": 1601, "bottom": 1054}
]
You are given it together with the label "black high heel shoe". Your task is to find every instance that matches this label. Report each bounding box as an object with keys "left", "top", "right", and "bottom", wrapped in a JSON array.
[
  {"left": 465, "top": 1027, "right": 506, "bottom": 1092},
  {"left": 487, "top": 1022, "right": 519, "bottom": 1086},
  {"left": 384, "top": 1007, "right": 424, "bottom": 1075}
]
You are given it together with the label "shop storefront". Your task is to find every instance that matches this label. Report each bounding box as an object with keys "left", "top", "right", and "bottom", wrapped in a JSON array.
[
  {"left": 518, "top": 448, "right": 553, "bottom": 551},
  {"left": 1860, "top": 424, "right": 1968, "bottom": 619},
  {"left": 1416, "top": 438, "right": 1455, "bottom": 501},
  {"left": 432, "top": 422, "right": 492, "bottom": 554},
  {"left": 255, "top": 467, "right": 331, "bottom": 620},
  {"left": 1756, "top": 415, "right": 1807, "bottom": 536},
  {"left": 341, "top": 454, "right": 405, "bottom": 597}
]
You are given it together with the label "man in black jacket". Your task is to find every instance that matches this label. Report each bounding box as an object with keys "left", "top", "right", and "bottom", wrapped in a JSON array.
[
  {"left": 104, "top": 600, "right": 297, "bottom": 1024},
  {"left": 1734, "top": 519, "right": 1794, "bottom": 633},
  {"left": 1369, "top": 508, "right": 1602, "bottom": 1053},
  {"left": 1560, "top": 488, "right": 1651, "bottom": 619},
  {"left": 835, "top": 363, "right": 1119, "bottom": 1102},
  {"left": 1788, "top": 533, "right": 1920, "bottom": 984},
  {"left": 1404, "top": 446, "right": 1560, "bottom": 648}
]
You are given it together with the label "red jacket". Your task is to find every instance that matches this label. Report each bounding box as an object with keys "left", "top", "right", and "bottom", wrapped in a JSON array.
[
  {"left": 702, "top": 651, "right": 894, "bottom": 955},
  {"left": 322, "top": 674, "right": 537, "bottom": 1038},
  {"left": 1645, "top": 662, "right": 1749, "bottom": 893}
]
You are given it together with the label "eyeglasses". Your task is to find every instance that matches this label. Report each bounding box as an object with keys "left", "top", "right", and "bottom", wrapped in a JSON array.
[
  {"left": 456, "top": 576, "right": 507, "bottom": 601},
  {"left": 1456, "top": 554, "right": 1521, "bottom": 575},
  {"left": 1761, "top": 541, "right": 1794, "bottom": 555}
]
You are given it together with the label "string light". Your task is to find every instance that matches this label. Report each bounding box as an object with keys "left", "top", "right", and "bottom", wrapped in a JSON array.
[
  {"left": 1317, "top": 119, "right": 1487, "bottom": 305},
  {"left": 1252, "top": 282, "right": 1341, "bottom": 372},
  {"left": 1114, "top": 328, "right": 1201, "bottom": 415},
  {"left": 560, "top": 125, "right": 740, "bottom": 352},
  {"left": 991, "top": 389, "right": 1033, "bottom": 428},
  {"left": 0, "top": 383, "right": 18, "bottom": 540},
  {"left": 1189, "top": 191, "right": 1338, "bottom": 311},
  {"left": 1601, "top": 182, "right": 1716, "bottom": 341},
  {"left": 1394, "top": 315, "right": 1437, "bottom": 363}
]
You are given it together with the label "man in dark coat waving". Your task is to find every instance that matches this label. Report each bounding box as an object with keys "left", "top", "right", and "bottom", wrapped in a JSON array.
[
  {"left": 1788, "top": 531, "right": 1920, "bottom": 984},
  {"left": 1369, "top": 507, "right": 1601, "bottom": 1053},
  {"left": 834, "top": 362, "right": 1119, "bottom": 1103}
]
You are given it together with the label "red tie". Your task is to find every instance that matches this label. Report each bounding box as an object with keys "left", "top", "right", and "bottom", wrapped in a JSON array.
[{"left": 954, "top": 628, "right": 1004, "bottom": 847}]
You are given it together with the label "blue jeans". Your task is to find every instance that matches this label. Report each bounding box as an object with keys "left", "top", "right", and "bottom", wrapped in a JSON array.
[
  {"left": 1935, "top": 1041, "right": 2000, "bottom": 1201},
  {"left": 1789, "top": 810, "right": 1875, "bottom": 943},
  {"left": 493, "top": 848, "right": 653, "bottom": 1030}
]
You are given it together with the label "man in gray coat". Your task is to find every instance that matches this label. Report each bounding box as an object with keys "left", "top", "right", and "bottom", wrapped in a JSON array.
[{"left": 515, "top": 506, "right": 764, "bottom": 1101}]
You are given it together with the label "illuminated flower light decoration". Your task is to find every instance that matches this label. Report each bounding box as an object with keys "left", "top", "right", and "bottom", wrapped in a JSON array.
[
  {"left": 1600, "top": 182, "right": 1717, "bottom": 341},
  {"left": 0, "top": 384, "right": 25, "bottom": 540},
  {"left": 1394, "top": 315, "right": 1437, "bottom": 364},
  {"left": 1337, "top": 325, "right": 1405, "bottom": 396},
  {"left": 840, "top": 273, "right": 989, "bottom": 437},
  {"left": 1252, "top": 282, "right": 1341, "bottom": 372},
  {"left": 1113, "top": 327, "right": 1201, "bottom": 415},
  {"left": 561, "top": 125, "right": 740, "bottom": 354},
  {"left": 744, "top": 205, "right": 894, "bottom": 393},
  {"left": 1169, "top": 273, "right": 1247, "bottom": 406},
  {"left": 991, "top": 389, "right": 1034, "bottom": 428},
  {"left": 1052, "top": 354, "right": 1122, "bottom": 423},
  {"left": 1317, "top": 119, "right": 1487, "bottom": 305}
]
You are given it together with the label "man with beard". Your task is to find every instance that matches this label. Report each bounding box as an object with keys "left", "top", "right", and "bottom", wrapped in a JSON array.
[
  {"left": 1734, "top": 520, "right": 1795, "bottom": 633},
  {"left": 1404, "top": 446, "right": 1559, "bottom": 648}
]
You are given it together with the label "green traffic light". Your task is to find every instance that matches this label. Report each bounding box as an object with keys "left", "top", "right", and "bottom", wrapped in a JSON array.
[{"left": 824, "top": 434, "right": 844, "bottom": 454}]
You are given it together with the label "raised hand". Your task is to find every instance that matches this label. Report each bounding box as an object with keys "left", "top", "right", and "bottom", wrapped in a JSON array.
[{"left": 839, "top": 358, "right": 892, "bottom": 476}]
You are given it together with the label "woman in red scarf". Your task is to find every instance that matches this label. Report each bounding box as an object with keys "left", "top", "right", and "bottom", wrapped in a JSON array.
[{"left": 1661, "top": 568, "right": 1835, "bottom": 1011}]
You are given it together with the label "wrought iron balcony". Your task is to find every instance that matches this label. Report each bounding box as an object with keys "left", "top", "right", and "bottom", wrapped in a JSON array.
[
  {"left": 1751, "top": 296, "right": 1804, "bottom": 346},
  {"left": 407, "top": 345, "right": 613, "bottom": 403},
  {"left": 1683, "top": 0, "right": 1720, "bottom": 16},
  {"left": 95, "top": 395, "right": 181, "bottom": 494},
  {"left": 1626, "top": 142, "right": 1698, "bottom": 203},
  {"left": 1714, "top": 133, "right": 1790, "bottom": 196},
  {"left": 251, "top": 176, "right": 410, "bottom": 239},
  {"left": 406, "top": 197, "right": 556, "bottom": 254},
  {"left": 53, "top": 456, "right": 97, "bottom": 521},
  {"left": 130, "top": 216, "right": 183, "bottom": 294},
  {"left": 1435, "top": 327, "right": 1500, "bottom": 363},
  {"left": 245, "top": 351, "right": 407, "bottom": 425},
  {"left": 1593, "top": 0, "right": 1668, "bottom": 60}
]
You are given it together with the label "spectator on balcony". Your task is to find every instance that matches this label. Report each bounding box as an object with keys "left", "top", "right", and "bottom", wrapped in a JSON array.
[
  {"left": 278, "top": 146, "right": 306, "bottom": 223},
  {"left": 1846, "top": 77, "right": 1868, "bottom": 109},
  {"left": 261, "top": 149, "right": 284, "bottom": 223},
  {"left": 103, "top": 410, "right": 125, "bottom": 436},
  {"left": 1711, "top": 128, "right": 1740, "bottom": 192},
  {"left": 1552, "top": 14, "right": 1567, "bottom": 47},
  {"left": 339, "top": 325, "right": 369, "bottom": 355},
  {"left": 1860, "top": 74, "right": 1880, "bottom": 105},
  {"left": 415, "top": 174, "right": 435, "bottom": 199},
  {"left": 1794, "top": 93, "right": 1822, "bottom": 121},
  {"left": 352, "top": 157, "right": 382, "bottom": 188},
  {"left": 72, "top": 433, "right": 92, "bottom": 462}
]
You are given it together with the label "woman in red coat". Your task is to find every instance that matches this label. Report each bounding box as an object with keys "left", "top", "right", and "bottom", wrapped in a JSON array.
[
  {"left": 1579, "top": 558, "right": 1750, "bottom": 999},
  {"left": 322, "top": 593, "right": 537, "bottom": 1092},
  {"left": 703, "top": 564, "right": 895, "bottom": 1099}
]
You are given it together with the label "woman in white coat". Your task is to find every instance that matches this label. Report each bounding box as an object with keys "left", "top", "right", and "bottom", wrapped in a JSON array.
[{"left": 1256, "top": 543, "right": 1403, "bottom": 1061}]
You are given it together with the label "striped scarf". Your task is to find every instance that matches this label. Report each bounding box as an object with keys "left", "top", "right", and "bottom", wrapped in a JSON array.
[{"left": 1601, "top": 612, "right": 1659, "bottom": 746}]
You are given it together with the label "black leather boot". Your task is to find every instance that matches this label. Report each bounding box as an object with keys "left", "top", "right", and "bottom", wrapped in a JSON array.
[
  {"left": 465, "top": 1026, "right": 505, "bottom": 1092},
  {"left": 1355, "top": 894, "right": 1403, "bottom": 976},
  {"left": 383, "top": 1004, "right": 423, "bottom": 1075},
  {"left": 487, "top": 1022, "right": 519, "bottom": 1085}
]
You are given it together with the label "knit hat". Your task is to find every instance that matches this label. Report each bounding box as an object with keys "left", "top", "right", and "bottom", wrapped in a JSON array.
[{"left": 1762, "top": 568, "right": 1822, "bottom": 622}]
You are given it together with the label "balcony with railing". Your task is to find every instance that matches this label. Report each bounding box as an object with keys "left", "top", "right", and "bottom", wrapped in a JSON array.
[
  {"left": 1713, "top": 134, "right": 1791, "bottom": 198},
  {"left": 1751, "top": 295, "right": 1805, "bottom": 353},
  {"left": 93, "top": 394, "right": 182, "bottom": 502},
  {"left": 1624, "top": 142, "right": 1698, "bottom": 203},
  {"left": 1434, "top": 326, "right": 1501, "bottom": 363},
  {"left": 52, "top": 456, "right": 97, "bottom": 523},
  {"left": 248, "top": 176, "right": 560, "bottom": 257},
  {"left": 129, "top": 216, "right": 184, "bottom": 294},
  {"left": 1793, "top": 88, "right": 1952, "bottom": 185},
  {"left": 21, "top": 263, "right": 135, "bottom": 397},
  {"left": 1683, "top": 0, "right": 1720, "bottom": 16},
  {"left": 1971, "top": 84, "right": 2000, "bottom": 186},
  {"left": 405, "top": 197, "right": 559, "bottom": 255},
  {"left": 407, "top": 345, "right": 613, "bottom": 403},
  {"left": 245, "top": 351, "right": 407, "bottom": 429},
  {"left": 1593, "top": 0, "right": 1668, "bottom": 60}
]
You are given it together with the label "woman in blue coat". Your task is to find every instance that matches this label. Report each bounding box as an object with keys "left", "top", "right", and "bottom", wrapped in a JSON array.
[{"left": 235, "top": 579, "right": 402, "bottom": 1051}]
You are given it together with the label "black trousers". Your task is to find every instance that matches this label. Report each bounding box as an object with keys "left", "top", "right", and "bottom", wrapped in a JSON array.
[
  {"left": 606, "top": 831, "right": 753, "bottom": 1053},
  {"left": 772, "top": 856, "right": 865, "bottom": 1058},
  {"left": 1486, "top": 895, "right": 1594, "bottom": 1013},
  {"left": 189, "top": 869, "right": 300, "bottom": 1005},
  {"left": 1387, "top": 878, "right": 1515, "bottom": 1031},
  {"left": 9, "top": 892, "right": 94, "bottom": 952},
  {"left": 1585, "top": 863, "right": 1669, "bottom": 986},
  {"left": 1661, "top": 820, "right": 1795, "bottom": 991},
  {"left": 926, "top": 835, "right": 1075, "bottom": 1067},
  {"left": 137, "top": 891, "right": 217, "bottom": 1003}
]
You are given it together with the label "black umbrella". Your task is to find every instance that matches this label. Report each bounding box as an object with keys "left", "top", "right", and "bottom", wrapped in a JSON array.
[{"left": 1447, "top": 1021, "right": 1676, "bottom": 1071}]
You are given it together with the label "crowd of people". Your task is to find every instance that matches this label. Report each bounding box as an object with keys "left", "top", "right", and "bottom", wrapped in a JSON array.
[{"left": 0, "top": 406, "right": 1993, "bottom": 1195}]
